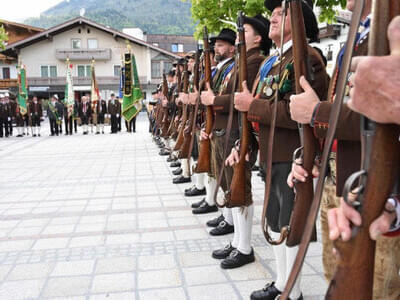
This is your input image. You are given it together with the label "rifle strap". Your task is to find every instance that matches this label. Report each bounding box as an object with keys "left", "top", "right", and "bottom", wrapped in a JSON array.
[
  {"left": 213, "top": 56, "right": 239, "bottom": 208},
  {"left": 281, "top": 0, "right": 365, "bottom": 298}
]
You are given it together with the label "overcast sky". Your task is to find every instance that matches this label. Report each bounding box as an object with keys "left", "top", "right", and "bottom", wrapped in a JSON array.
[{"left": 0, "top": 0, "right": 64, "bottom": 22}]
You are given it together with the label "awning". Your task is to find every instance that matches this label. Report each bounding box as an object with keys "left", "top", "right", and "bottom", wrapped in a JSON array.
[{"left": 73, "top": 86, "right": 91, "bottom": 91}]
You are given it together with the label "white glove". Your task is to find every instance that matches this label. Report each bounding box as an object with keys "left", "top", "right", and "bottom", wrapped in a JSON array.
[
  {"left": 58, "top": 117, "right": 62, "bottom": 121},
  {"left": 7, "top": 117, "right": 11, "bottom": 121},
  {"left": 116, "top": 114, "right": 120, "bottom": 118}
]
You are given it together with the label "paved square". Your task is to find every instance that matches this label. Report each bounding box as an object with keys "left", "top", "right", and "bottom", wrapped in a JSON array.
[{"left": 0, "top": 114, "right": 326, "bottom": 299}]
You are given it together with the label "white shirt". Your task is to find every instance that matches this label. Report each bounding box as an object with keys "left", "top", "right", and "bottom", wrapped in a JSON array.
[{"left": 216, "top": 57, "right": 233, "bottom": 70}]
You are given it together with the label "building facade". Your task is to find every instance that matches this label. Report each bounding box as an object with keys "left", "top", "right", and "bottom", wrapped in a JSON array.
[{"left": 2, "top": 17, "right": 181, "bottom": 101}]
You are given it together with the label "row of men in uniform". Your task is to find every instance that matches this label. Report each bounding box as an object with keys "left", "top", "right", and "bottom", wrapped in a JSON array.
[
  {"left": 150, "top": 0, "right": 400, "bottom": 299},
  {"left": 0, "top": 92, "right": 137, "bottom": 138}
]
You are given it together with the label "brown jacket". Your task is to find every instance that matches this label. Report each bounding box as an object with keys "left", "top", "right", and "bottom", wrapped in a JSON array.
[
  {"left": 29, "top": 101, "right": 43, "bottom": 118},
  {"left": 107, "top": 99, "right": 121, "bottom": 116},
  {"left": 312, "top": 36, "right": 369, "bottom": 196},
  {"left": 248, "top": 46, "right": 329, "bottom": 165},
  {"left": 213, "top": 47, "right": 265, "bottom": 132}
]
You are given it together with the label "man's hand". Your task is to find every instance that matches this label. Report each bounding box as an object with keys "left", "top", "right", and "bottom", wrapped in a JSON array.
[
  {"left": 179, "top": 92, "right": 189, "bottom": 105},
  {"left": 225, "top": 147, "right": 240, "bottom": 166},
  {"left": 188, "top": 92, "right": 198, "bottom": 105},
  {"left": 289, "top": 76, "right": 320, "bottom": 124},
  {"left": 287, "top": 159, "right": 320, "bottom": 188},
  {"left": 328, "top": 197, "right": 397, "bottom": 241},
  {"left": 201, "top": 83, "right": 215, "bottom": 106},
  {"left": 199, "top": 129, "right": 212, "bottom": 141},
  {"left": 348, "top": 16, "right": 400, "bottom": 125},
  {"left": 234, "top": 81, "right": 253, "bottom": 112}
]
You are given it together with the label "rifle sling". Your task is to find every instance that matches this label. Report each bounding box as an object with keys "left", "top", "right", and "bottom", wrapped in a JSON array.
[{"left": 280, "top": 0, "right": 365, "bottom": 298}]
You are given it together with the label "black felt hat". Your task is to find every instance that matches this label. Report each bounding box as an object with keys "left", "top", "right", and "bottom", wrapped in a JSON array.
[
  {"left": 243, "top": 14, "right": 273, "bottom": 54},
  {"left": 210, "top": 28, "right": 237, "bottom": 46},
  {"left": 264, "top": 0, "right": 319, "bottom": 43}
]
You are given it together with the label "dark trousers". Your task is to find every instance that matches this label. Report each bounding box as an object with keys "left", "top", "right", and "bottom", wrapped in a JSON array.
[
  {"left": 74, "top": 119, "right": 77, "bottom": 132},
  {"left": 31, "top": 115, "right": 41, "bottom": 127},
  {"left": 125, "top": 117, "right": 136, "bottom": 132},
  {"left": 0, "top": 118, "right": 9, "bottom": 137},
  {"left": 262, "top": 162, "right": 295, "bottom": 232},
  {"left": 49, "top": 118, "right": 58, "bottom": 135},
  {"left": 64, "top": 116, "right": 73, "bottom": 134},
  {"left": 118, "top": 116, "right": 122, "bottom": 131},
  {"left": 59, "top": 122, "right": 62, "bottom": 133},
  {"left": 8, "top": 119, "right": 12, "bottom": 135},
  {"left": 111, "top": 115, "right": 118, "bottom": 133}
]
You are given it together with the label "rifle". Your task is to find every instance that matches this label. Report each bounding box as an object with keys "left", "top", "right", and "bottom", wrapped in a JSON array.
[
  {"left": 280, "top": 0, "right": 366, "bottom": 298},
  {"left": 286, "top": 0, "right": 317, "bottom": 246},
  {"left": 186, "top": 50, "right": 202, "bottom": 164},
  {"left": 168, "top": 67, "right": 182, "bottom": 139},
  {"left": 228, "top": 11, "right": 250, "bottom": 207},
  {"left": 174, "top": 63, "right": 189, "bottom": 150},
  {"left": 195, "top": 26, "right": 213, "bottom": 173},
  {"left": 325, "top": 1, "right": 400, "bottom": 299},
  {"left": 178, "top": 61, "right": 193, "bottom": 159},
  {"left": 160, "top": 74, "right": 170, "bottom": 138}
]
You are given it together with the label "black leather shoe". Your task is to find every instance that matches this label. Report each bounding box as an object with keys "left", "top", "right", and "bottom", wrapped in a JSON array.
[
  {"left": 191, "top": 198, "right": 205, "bottom": 208},
  {"left": 158, "top": 143, "right": 165, "bottom": 148},
  {"left": 173, "top": 176, "right": 191, "bottom": 184},
  {"left": 166, "top": 156, "right": 177, "bottom": 162},
  {"left": 185, "top": 186, "right": 206, "bottom": 197},
  {"left": 212, "top": 244, "right": 235, "bottom": 259},
  {"left": 250, "top": 282, "right": 281, "bottom": 300},
  {"left": 172, "top": 167, "right": 182, "bottom": 175},
  {"left": 206, "top": 214, "right": 224, "bottom": 227},
  {"left": 192, "top": 201, "right": 218, "bottom": 214},
  {"left": 159, "top": 149, "right": 170, "bottom": 156},
  {"left": 209, "top": 220, "right": 234, "bottom": 236},
  {"left": 220, "top": 248, "right": 255, "bottom": 269},
  {"left": 170, "top": 161, "right": 181, "bottom": 168},
  {"left": 252, "top": 165, "right": 259, "bottom": 171}
]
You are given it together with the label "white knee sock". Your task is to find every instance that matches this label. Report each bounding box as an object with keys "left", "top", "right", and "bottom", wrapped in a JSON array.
[
  {"left": 271, "top": 231, "right": 287, "bottom": 292},
  {"left": 235, "top": 205, "right": 254, "bottom": 255},
  {"left": 181, "top": 159, "right": 190, "bottom": 178},
  {"left": 30, "top": 127, "right": 34, "bottom": 135},
  {"left": 38, "top": 126, "right": 41, "bottom": 135},
  {"left": 101, "top": 124, "right": 104, "bottom": 132},
  {"left": 195, "top": 172, "right": 206, "bottom": 190},
  {"left": 231, "top": 208, "right": 239, "bottom": 248},
  {"left": 205, "top": 177, "right": 217, "bottom": 206},
  {"left": 96, "top": 124, "right": 100, "bottom": 133},
  {"left": 286, "top": 245, "right": 302, "bottom": 299},
  {"left": 223, "top": 206, "right": 233, "bottom": 226}
]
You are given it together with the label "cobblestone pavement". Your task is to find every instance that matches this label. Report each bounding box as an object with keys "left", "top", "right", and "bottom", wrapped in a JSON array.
[{"left": 0, "top": 114, "right": 327, "bottom": 300}]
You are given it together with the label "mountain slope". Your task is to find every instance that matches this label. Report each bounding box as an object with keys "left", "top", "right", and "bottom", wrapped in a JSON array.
[{"left": 24, "top": 0, "right": 195, "bottom": 35}]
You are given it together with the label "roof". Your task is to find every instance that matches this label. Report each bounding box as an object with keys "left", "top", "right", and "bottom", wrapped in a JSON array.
[
  {"left": 2, "top": 17, "right": 181, "bottom": 59},
  {"left": 0, "top": 19, "right": 44, "bottom": 33}
]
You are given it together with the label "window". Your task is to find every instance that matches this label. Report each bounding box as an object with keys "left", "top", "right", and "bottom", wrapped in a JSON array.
[
  {"left": 171, "top": 43, "right": 178, "bottom": 52},
  {"left": 88, "top": 38, "right": 98, "bottom": 49},
  {"left": 153, "top": 43, "right": 159, "bottom": 47},
  {"left": 114, "top": 65, "right": 121, "bottom": 77},
  {"left": 41, "top": 66, "right": 57, "bottom": 78},
  {"left": 72, "top": 38, "right": 81, "bottom": 49},
  {"left": 151, "top": 61, "right": 161, "bottom": 78},
  {"left": 178, "top": 44, "right": 184, "bottom": 52},
  {"left": 2, "top": 67, "right": 10, "bottom": 79},
  {"left": 77, "top": 65, "right": 91, "bottom": 77},
  {"left": 163, "top": 62, "right": 172, "bottom": 74}
]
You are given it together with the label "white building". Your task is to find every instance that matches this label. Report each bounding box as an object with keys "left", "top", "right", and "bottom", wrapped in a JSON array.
[{"left": 2, "top": 17, "right": 181, "bottom": 100}]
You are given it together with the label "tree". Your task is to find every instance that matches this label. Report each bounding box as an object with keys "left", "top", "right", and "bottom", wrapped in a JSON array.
[
  {"left": 0, "top": 25, "right": 8, "bottom": 50},
  {"left": 184, "top": 0, "right": 346, "bottom": 38}
]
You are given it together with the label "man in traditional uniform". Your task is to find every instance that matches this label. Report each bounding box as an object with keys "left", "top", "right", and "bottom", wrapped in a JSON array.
[
  {"left": 47, "top": 95, "right": 63, "bottom": 136},
  {"left": 233, "top": 0, "right": 328, "bottom": 298},
  {"left": 108, "top": 92, "right": 120, "bottom": 134},
  {"left": 79, "top": 96, "right": 92, "bottom": 134},
  {"left": 209, "top": 15, "right": 273, "bottom": 269},
  {"left": 29, "top": 96, "right": 42, "bottom": 137},
  {"left": 4, "top": 93, "right": 13, "bottom": 136},
  {"left": 96, "top": 94, "right": 107, "bottom": 134},
  {"left": 63, "top": 98, "right": 73, "bottom": 135},
  {"left": 23, "top": 98, "right": 31, "bottom": 136},
  {"left": 0, "top": 94, "right": 10, "bottom": 138}
]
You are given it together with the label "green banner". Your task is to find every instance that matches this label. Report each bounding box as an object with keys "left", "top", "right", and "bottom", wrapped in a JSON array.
[
  {"left": 122, "top": 52, "right": 143, "bottom": 122},
  {"left": 18, "top": 65, "right": 28, "bottom": 116}
]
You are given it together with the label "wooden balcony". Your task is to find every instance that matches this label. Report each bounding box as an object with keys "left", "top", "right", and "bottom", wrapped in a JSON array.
[
  {"left": 55, "top": 48, "right": 112, "bottom": 61},
  {"left": 0, "top": 79, "right": 18, "bottom": 89}
]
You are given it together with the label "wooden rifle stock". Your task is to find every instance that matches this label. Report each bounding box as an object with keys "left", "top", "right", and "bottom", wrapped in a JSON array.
[
  {"left": 168, "top": 67, "right": 182, "bottom": 139},
  {"left": 174, "top": 63, "right": 188, "bottom": 150},
  {"left": 326, "top": 1, "right": 400, "bottom": 299},
  {"left": 179, "top": 63, "right": 193, "bottom": 159},
  {"left": 286, "top": 0, "right": 317, "bottom": 247},
  {"left": 186, "top": 50, "right": 202, "bottom": 162},
  {"left": 195, "top": 27, "right": 213, "bottom": 173},
  {"left": 228, "top": 12, "right": 249, "bottom": 207},
  {"left": 160, "top": 74, "right": 170, "bottom": 138}
]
